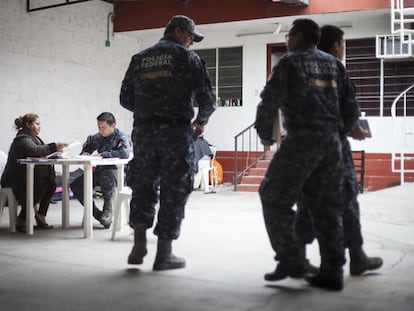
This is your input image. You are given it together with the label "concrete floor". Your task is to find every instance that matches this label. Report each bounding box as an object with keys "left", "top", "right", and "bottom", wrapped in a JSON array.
[{"left": 0, "top": 183, "right": 413, "bottom": 311}]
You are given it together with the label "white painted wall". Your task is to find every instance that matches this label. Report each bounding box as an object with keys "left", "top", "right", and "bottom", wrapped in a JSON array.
[
  {"left": 0, "top": 0, "right": 137, "bottom": 153},
  {"left": 132, "top": 11, "right": 412, "bottom": 152},
  {"left": 1, "top": 2, "right": 411, "bottom": 155}
]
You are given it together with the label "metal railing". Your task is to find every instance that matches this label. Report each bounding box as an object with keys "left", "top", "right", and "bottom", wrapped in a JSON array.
[
  {"left": 376, "top": 33, "right": 412, "bottom": 59},
  {"left": 391, "top": 83, "right": 414, "bottom": 184},
  {"left": 233, "top": 123, "right": 265, "bottom": 191},
  {"left": 391, "top": 0, "right": 414, "bottom": 35},
  {"left": 376, "top": 0, "right": 414, "bottom": 59}
]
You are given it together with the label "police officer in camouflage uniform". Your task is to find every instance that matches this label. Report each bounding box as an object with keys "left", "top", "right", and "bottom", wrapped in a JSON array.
[
  {"left": 71, "top": 112, "right": 132, "bottom": 228},
  {"left": 120, "top": 15, "right": 216, "bottom": 271},
  {"left": 255, "top": 19, "right": 360, "bottom": 290},
  {"left": 294, "top": 25, "right": 383, "bottom": 277}
]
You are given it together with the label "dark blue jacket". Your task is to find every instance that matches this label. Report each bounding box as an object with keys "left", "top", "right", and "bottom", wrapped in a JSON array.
[
  {"left": 120, "top": 37, "right": 216, "bottom": 127},
  {"left": 256, "top": 45, "right": 360, "bottom": 140},
  {"left": 81, "top": 128, "right": 131, "bottom": 159}
]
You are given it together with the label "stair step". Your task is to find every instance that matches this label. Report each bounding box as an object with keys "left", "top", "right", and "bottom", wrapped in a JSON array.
[
  {"left": 236, "top": 184, "right": 260, "bottom": 192},
  {"left": 236, "top": 154, "right": 271, "bottom": 192},
  {"left": 255, "top": 160, "right": 271, "bottom": 168},
  {"left": 245, "top": 168, "right": 267, "bottom": 176},
  {"left": 240, "top": 175, "right": 264, "bottom": 184}
]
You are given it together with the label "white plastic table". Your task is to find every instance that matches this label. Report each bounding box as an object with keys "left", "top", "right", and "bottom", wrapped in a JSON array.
[{"left": 18, "top": 157, "right": 129, "bottom": 238}]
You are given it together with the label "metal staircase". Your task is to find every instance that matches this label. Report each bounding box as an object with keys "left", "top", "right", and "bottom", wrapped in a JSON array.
[
  {"left": 376, "top": 0, "right": 414, "bottom": 59},
  {"left": 376, "top": 1, "right": 414, "bottom": 184},
  {"left": 233, "top": 123, "right": 265, "bottom": 191},
  {"left": 391, "top": 84, "right": 414, "bottom": 184}
]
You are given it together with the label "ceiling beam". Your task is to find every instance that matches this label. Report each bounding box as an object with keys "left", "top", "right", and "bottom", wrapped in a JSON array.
[
  {"left": 26, "top": 0, "right": 93, "bottom": 13},
  {"left": 111, "top": 0, "right": 390, "bottom": 33}
]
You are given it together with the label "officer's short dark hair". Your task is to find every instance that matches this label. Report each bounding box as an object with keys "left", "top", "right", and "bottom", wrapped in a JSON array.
[
  {"left": 290, "top": 18, "right": 321, "bottom": 45},
  {"left": 318, "top": 25, "right": 344, "bottom": 53},
  {"left": 97, "top": 112, "right": 116, "bottom": 125}
]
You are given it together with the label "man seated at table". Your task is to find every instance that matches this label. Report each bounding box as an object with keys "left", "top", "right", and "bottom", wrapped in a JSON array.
[{"left": 70, "top": 112, "right": 132, "bottom": 228}]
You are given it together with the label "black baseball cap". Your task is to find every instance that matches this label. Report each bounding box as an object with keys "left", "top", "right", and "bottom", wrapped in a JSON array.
[{"left": 165, "top": 15, "right": 204, "bottom": 42}]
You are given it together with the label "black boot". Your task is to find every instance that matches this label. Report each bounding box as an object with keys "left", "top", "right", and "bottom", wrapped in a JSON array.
[
  {"left": 349, "top": 246, "right": 383, "bottom": 276},
  {"left": 298, "top": 244, "right": 319, "bottom": 275},
  {"left": 264, "top": 244, "right": 317, "bottom": 281},
  {"left": 304, "top": 259, "right": 319, "bottom": 275},
  {"left": 127, "top": 224, "right": 148, "bottom": 265},
  {"left": 93, "top": 203, "right": 103, "bottom": 222},
  {"left": 153, "top": 239, "right": 185, "bottom": 271},
  {"left": 100, "top": 200, "right": 113, "bottom": 229},
  {"left": 305, "top": 272, "right": 344, "bottom": 291},
  {"left": 264, "top": 262, "right": 307, "bottom": 281}
]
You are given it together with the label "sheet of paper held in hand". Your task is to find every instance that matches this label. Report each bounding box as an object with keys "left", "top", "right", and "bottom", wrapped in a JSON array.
[{"left": 46, "top": 141, "right": 82, "bottom": 159}]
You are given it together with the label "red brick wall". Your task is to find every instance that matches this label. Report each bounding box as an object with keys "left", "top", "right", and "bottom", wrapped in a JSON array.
[
  {"left": 216, "top": 151, "right": 414, "bottom": 191},
  {"left": 364, "top": 153, "right": 414, "bottom": 191}
]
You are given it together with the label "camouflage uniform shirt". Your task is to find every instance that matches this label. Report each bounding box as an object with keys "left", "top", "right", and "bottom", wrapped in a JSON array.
[{"left": 120, "top": 37, "right": 216, "bottom": 125}]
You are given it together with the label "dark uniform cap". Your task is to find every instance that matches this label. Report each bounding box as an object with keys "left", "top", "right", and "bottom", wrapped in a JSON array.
[{"left": 166, "top": 15, "right": 204, "bottom": 42}]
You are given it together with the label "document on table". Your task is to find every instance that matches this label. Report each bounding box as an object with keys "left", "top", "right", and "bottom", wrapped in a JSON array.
[
  {"left": 45, "top": 141, "right": 82, "bottom": 159},
  {"left": 62, "top": 141, "right": 82, "bottom": 158},
  {"left": 46, "top": 151, "right": 62, "bottom": 159}
]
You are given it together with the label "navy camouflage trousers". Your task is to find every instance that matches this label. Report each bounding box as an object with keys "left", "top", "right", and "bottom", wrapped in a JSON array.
[
  {"left": 127, "top": 120, "right": 195, "bottom": 240},
  {"left": 71, "top": 167, "right": 117, "bottom": 204},
  {"left": 295, "top": 137, "right": 363, "bottom": 249},
  {"left": 259, "top": 130, "right": 346, "bottom": 273}
]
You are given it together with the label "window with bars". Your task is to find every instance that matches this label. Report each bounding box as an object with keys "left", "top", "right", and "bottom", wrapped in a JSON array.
[
  {"left": 195, "top": 46, "right": 243, "bottom": 107},
  {"left": 346, "top": 38, "right": 414, "bottom": 116},
  {"left": 269, "top": 39, "right": 414, "bottom": 116}
]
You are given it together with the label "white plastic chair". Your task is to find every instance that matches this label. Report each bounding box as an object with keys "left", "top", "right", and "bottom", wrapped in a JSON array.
[
  {"left": 0, "top": 150, "right": 18, "bottom": 232},
  {"left": 111, "top": 186, "right": 132, "bottom": 240},
  {"left": 201, "top": 146, "right": 217, "bottom": 193}
]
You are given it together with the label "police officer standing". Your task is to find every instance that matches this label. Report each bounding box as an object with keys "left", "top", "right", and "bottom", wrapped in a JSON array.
[
  {"left": 120, "top": 15, "right": 216, "bottom": 270},
  {"left": 294, "top": 24, "right": 383, "bottom": 277},
  {"left": 255, "top": 19, "right": 360, "bottom": 290}
]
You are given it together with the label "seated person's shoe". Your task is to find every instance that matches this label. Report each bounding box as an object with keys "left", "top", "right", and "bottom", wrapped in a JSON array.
[
  {"left": 305, "top": 273, "right": 344, "bottom": 291},
  {"left": 16, "top": 217, "right": 26, "bottom": 233},
  {"left": 100, "top": 217, "right": 112, "bottom": 229},
  {"left": 100, "top": 204, "right": 113, "bottom": 229},
  {"left": 264, "top": 263, "right": 306, "bottom": 281},
  {"left": 93, "top": 205, "right": 103, "bottom": 221},
  {"left": 34, "top": 214, "right": 54, "bottom": 230}
]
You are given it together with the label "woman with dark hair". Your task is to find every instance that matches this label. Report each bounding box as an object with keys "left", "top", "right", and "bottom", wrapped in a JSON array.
[{"left": 1, "top": 113, "right": 67, "bottom": 232}]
